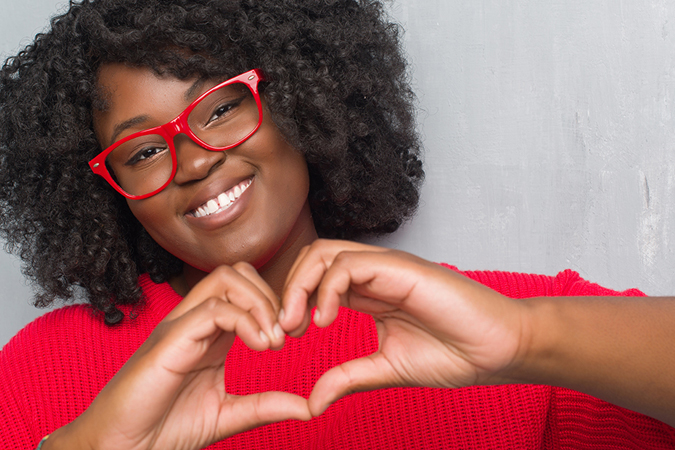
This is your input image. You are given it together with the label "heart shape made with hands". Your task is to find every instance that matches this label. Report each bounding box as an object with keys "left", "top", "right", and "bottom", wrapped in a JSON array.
[{"left": 62, "top": 239, "right": 521, "bottom": 450}]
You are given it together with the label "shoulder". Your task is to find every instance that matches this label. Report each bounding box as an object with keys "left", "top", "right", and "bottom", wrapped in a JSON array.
[
  {"left": 0, "top": 275, "right": 179, "bottom": 440},
  {"left": 0, "top": 303, "right": 142, "bottom": 389},
  {"left": 2, "top": 274, "right": 179, "bottom": 359},
  {"left": 0, "top": 304, "right": 108, "bottom": 442},
  {"left": 439, "top": 264, "right": 645, "bottom": 299},
  {"left": 3, "top": 303, "right": 103, "bottom": 357}
]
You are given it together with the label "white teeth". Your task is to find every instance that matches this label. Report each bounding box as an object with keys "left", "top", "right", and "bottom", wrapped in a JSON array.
[
  {"left": 191, "top": 178, "right": 252, "bottom": 218},
  {"left": 217, "top": 192, "right": 230, "bottom": 207},
  {"left": 206, "top": 199, "right": 219, "bottom": 214}
]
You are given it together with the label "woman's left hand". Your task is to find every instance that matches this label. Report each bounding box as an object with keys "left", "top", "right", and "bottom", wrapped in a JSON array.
[{"left": 280, "top": 240, "right": 529, "bottom": 416}]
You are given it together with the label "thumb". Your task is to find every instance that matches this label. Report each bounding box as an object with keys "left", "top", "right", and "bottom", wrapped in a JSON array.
[
  {"left": 220, "top": 391, "right": 312, "bottom": 438},
  {"left": 308, "top": 353, "right": 400, "bottom": 417}
]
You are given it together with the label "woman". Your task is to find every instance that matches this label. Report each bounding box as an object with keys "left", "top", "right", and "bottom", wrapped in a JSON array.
[{"left": 0, "top": 1, "right": 674, "bottom": 449}]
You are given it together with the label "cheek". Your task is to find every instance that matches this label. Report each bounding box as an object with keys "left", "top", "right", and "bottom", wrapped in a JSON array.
[
  {"left": 126, "top": 199, "right": 156, "bottom": 228},
  {"left": 268, "top": 142, "right": 309, "bottom": 190},
  {"left": 272, "top": 153, "right": 310, "bottom": 216},
  {"left": 283, "top": 152, "right": 310, "bottom": 192},
  {"left": 126, "top": 198, "right": 178, "bottom": 246},
  {"left": 129, "top": 201, "right": 199, "bottom": 266}
]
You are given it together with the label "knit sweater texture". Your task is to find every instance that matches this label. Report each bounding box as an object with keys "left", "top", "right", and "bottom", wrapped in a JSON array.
[{"left": 2, "top": 266, "right": 674, "bottom": 449}]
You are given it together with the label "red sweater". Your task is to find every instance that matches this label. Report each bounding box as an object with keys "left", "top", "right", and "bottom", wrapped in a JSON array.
[{"left": 2, "top": 267, "right": 674, "bottom": 449}]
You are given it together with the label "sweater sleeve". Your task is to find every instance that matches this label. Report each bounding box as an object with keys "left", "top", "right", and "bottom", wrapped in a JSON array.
[
  {"left": 445, "top": 265, "right": 675, "bottom": 449},
  {"left": 0, "top": 318, "right": 50, "bottom": 448},
  {"left": 446, "top": 265, "right": 645, "bottom": 299},
  {"left": 0, "top": 305, "right": 136, "bottom": 450},
  {"left": 538, "top": 270, "right": 675, "bottom": 449}
]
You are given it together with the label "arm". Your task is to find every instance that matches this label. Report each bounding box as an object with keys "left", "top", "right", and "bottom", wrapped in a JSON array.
[
  {"left": 511, "top": 295, "right": 675, "bottom": 427},
  {"left": 280, "top": 239, "right": 675, "bottom": 427}
]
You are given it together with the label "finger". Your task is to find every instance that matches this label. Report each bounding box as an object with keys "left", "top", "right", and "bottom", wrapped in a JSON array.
[
  {"left": 284, "top": 291, "right": 315, "bottom": 338},
  {"left": 232, "top": 261, "right": 281, "bottom": 315},
  {"left": 280, "top": 240, "right": 333, "bottom": 332},
  {"left": 313, "top": 256, "right": 354, "bottom": 328},
  {"left": 94, "top": 299, "right": 274, "bottom": 431},
  {"left": 281, "top": 239, "right": 381, "bottom": 332},
  {"left": 320, "top": 251, "right": 510, "bottom": 342},
  {"left": 165, "top": 266, "right": 282, "bottom": 345},
  {"left": 313, "top": 250, "right": 433, "bottom": 326},
  {"left": 166, "top": 265, "right": 262, "bottom": 318},
  {"left": 307, "top": 354, "right": 401, "bottom": 417},
  {"left": 157, "top": 299, "right": 273, "bottom": 371},
  {"left": 282, "top": 243, "right": 311, "bottom": 293},
  {"left": 312, "top": 250, "right": 412, "bottom": 328},
  {"left": 231, "top": 261, "right": 286, "bottom": 347},
  {"left": 217, "top": 392, "right": 311, "bottom": 439},
  {"left": 283, "top": 239, "right": 378, "bottom": 292}
]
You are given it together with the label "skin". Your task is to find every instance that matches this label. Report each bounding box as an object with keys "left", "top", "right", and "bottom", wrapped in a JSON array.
[
  {"left": 94, "top": 63, "right": 318, "bottom": 296},
  {"left": 45, "top": 64, "right": 319, "bottom": 449},
  {"left": 43, "top": 64, "right": 675, "bottom": 448},
  {"left": 280, "top": 239, "right": 675, "bottom": 427}
]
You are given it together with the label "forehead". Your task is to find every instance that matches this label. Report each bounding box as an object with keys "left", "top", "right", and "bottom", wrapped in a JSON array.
[
  {"left": 95, "top": 63, "right": 201, "bottom": 112},
  {"left": 93, "top": 63, "right": 204, "bottom": 143}
]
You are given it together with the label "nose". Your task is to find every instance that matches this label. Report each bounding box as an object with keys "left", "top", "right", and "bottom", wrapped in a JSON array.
[{"left": 172, "top": 134, "right": 225, "bottom": 185}]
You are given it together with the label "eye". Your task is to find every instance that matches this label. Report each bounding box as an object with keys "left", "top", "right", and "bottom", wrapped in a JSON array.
[
  {"left": 125, "top": 145, "right": 168, "bottom": 166},
  {"left": 206, "top": 96, "right": 245, "bottom": 125}
]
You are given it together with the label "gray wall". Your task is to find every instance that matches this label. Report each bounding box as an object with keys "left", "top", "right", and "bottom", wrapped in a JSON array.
[
  {"left": 0, "top": 1, "right": 72, "bottom": 346},
  {"left": 2, "top": 0, "right": 675, "bottom": 347}
]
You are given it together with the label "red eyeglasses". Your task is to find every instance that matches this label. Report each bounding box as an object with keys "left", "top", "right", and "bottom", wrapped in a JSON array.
[{"left": 89, "top": 68, "right": 265, "bottom": 199}]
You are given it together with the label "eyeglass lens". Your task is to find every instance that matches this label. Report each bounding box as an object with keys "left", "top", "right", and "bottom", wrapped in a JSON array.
[{"left": 105, "top": 82, "right": 258, "bottom": 197}]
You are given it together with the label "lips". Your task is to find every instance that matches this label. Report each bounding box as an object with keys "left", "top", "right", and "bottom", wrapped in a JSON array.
[{"left": 189, "top": 177, "right": 253, "bottom": 218}]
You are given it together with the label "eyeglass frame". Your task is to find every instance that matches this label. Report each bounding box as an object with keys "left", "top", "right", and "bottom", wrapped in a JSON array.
[{"left": 88, "top": 68, "right": 266, "bottom": 200}]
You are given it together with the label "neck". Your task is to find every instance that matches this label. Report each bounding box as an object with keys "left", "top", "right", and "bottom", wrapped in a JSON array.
[
  {"left": 256, "top": 203, "right": 319, "bottom": 295},
  {"left": 169, "top": 202, "right": 318, "bottom": 297}
]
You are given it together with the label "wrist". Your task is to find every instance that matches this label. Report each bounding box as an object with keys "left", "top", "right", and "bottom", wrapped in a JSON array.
[
  {"left": 41, "top": 421, "right": 94, "bottom": 450},
  {"left": 499, "top": 296, "right": 598, "bottom": 387},
  {"left": 493, "top": 296, "right": 558, "bottom": 386}
]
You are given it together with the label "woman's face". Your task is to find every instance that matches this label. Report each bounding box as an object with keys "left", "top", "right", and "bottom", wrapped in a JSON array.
[{"left": 93, "top": 63, "right": 317, "bottom": 291}]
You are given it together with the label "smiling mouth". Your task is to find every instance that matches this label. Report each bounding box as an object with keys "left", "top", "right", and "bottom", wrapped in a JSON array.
[{"left": 190, "top": 178, "right": 253, "bottom": 218}]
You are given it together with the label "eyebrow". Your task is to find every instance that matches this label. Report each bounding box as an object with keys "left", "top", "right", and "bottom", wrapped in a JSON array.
[
  {"left": 184, "top": 78, "right": 205, "bottom": 102},
  {"left": 109, "top": 115, "right": 150, "bottom": 147},
  {"left": 108, "top": 78, "right": 206, "bottom": 147}
]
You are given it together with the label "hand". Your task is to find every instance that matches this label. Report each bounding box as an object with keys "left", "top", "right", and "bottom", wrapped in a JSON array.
[
  {"left": 280, "top": 240, "right": 528, "bottom": 416},
  {"left": 50, "top": 262, "right": 310, "bottom": 450}
]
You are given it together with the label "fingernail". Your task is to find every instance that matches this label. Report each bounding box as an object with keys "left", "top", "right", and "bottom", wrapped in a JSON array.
[
  {"left": 314, "top": 309, "right": 321, "bottom": 323},
  {"left": 273, "top": 323, "right": 284, "bottom": 339},
  {"left": 259, "top": 330, "right": 269, "bottom": 343},
  {"left": 278, "top": 308, "right": 286, "bottom": 322}
]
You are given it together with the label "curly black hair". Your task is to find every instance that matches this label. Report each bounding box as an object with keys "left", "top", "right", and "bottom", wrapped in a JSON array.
[{"left": 0, "top": 0, "right": 423, "bottom": 324}]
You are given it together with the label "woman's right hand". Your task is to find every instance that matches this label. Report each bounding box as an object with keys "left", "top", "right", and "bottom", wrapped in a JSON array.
[{"left": 45, "top": 262, "right": 311, "bottom": 450}]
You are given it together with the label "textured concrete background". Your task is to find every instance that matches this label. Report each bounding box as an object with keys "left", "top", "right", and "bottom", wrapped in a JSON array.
[{"left": 2, "top": 0, "right": 675, "bottom": 347}]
